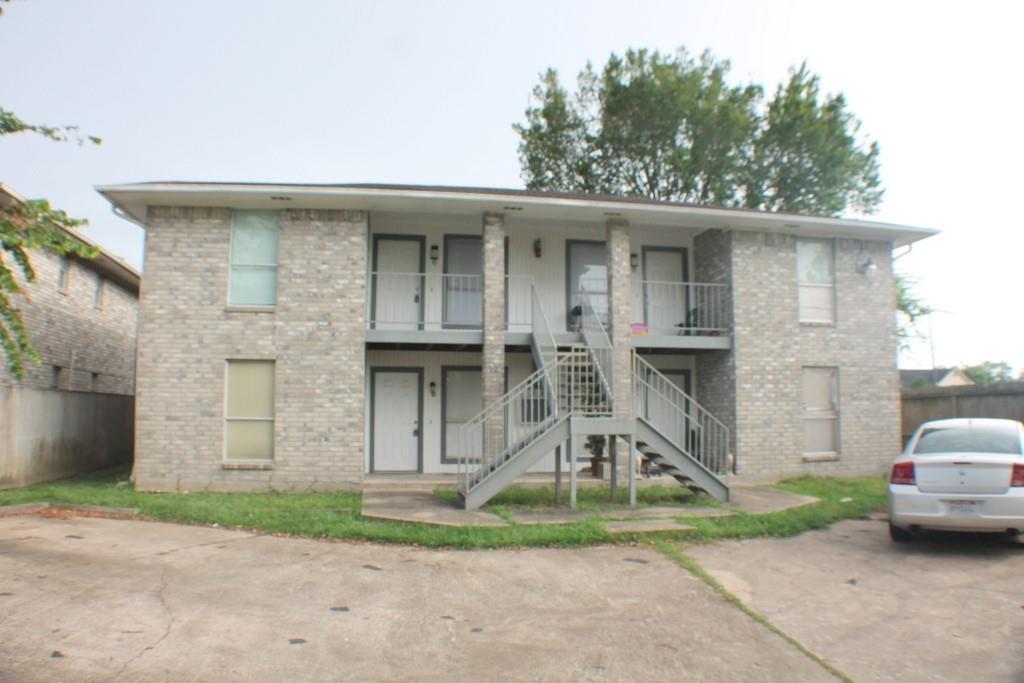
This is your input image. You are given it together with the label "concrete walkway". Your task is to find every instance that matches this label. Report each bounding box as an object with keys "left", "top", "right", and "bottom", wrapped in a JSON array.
[
  {"left": 360, "top": 484, "right": 818, "bottom": 530},
  {"left": 0, "top": 515, "right": 835, "bottom": 682}
]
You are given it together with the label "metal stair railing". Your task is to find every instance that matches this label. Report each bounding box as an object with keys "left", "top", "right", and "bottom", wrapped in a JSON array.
[
  {"left": 578, "top": 291, "right": 614, "bottom": 404},
  {"left": 456, "top": 349, "right": 612, "bottom": 495},
  {"left": 632, "top": 353, "right": 732, "bottom": 475},
  {"left": 530, "top": 283, "right": 558, "bottom": 398}
]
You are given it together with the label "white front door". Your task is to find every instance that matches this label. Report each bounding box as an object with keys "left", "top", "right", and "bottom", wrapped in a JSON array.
[
  {"left": 373, "top": 238, "right": 422, "bottom": 330},
  {"left": 567, "top": 241, "right": 608, "bottom": 328},
  {"left": 372, "top": 370, "right": 420, "bottom": 472},
  {"left": 644, "top": 250, "right": 687, "bottom": 334}
]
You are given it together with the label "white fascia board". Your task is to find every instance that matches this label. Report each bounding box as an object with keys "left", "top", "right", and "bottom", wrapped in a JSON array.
[{"left": 95, "top": 183, "right": 939, "bottom": 247}]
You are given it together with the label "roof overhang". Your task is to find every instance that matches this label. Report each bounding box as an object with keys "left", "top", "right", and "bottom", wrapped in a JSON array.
[
  {"left": 2, "top": 182, "right": 140, "bottom": 292},
  {"left": 95, "top": 182, "right": 939, "bottom": 247}
]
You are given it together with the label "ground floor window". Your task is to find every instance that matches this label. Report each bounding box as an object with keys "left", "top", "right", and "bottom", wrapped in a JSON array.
[
  {"left": 225, "top": 360, "right": 275, "bottom": 461},
  {"left": 801, "top": 367, "right": 839, "bottom": 455}
]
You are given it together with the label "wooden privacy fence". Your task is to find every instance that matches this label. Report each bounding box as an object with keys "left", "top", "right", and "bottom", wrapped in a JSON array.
[{"left": 901, "top": 381, "right": 1024, "bottom": 443}]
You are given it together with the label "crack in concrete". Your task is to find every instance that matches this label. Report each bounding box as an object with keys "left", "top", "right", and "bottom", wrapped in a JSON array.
[
  {"left": 154, "top": 535, "right": 249, "bottom": 557},
  {"left": 108, "top": 564, "right": 175, "bottom": 681}
]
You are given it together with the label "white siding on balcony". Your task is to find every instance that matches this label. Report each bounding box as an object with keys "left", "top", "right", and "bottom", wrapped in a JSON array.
[{"left": 369, "top": 212, "right": 705, "bottom": 334}]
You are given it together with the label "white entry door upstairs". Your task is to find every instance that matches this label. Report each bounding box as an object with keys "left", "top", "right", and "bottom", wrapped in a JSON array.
[
  {"left": 374, "top": 238, "right": 422, "bottom": 330},
  {"left": 644, "top": 250, "right": 687, "bottom": 333},
  {"left": 372, "top": 371, "right": 420, "bottom": 472}
]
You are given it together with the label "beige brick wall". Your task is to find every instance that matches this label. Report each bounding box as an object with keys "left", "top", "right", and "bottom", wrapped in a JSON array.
[
  {"left": 2, "top": 248, "right": 137, "bottom": 395},
  {"left": 698, "top": 229, "right": 900, "bottom": 480},
  {"left": 132, "top": 206, "right": 367, "bottom": 492},
  {"left": 694, "top": 229, "right": 737, "bottom": 459}
]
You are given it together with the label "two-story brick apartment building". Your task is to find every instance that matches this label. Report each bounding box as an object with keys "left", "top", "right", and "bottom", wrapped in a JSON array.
[
  {"left": 98, "top": 182, "right": 935, "bottom": 507},
  {"left": 1, "top": 183, "right": 139, "bottom": 488}
]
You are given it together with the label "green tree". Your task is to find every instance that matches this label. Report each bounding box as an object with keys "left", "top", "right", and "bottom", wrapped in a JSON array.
[
  {"left": 1, "top": 0, "right": 100, "bottom": 379},
  {"left": 515, "top": 48, "right": 882, "bottom": 216},
  {"left": 894, "top": 273, "right": 932, "bottom": 349},
  {"left": 961, "top": 361, "right": 1016, "bottom": 385}
]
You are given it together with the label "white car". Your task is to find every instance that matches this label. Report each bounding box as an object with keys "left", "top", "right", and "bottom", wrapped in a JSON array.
[{"left": 888, "top": 418, "right": 1024, "bottom": 542}]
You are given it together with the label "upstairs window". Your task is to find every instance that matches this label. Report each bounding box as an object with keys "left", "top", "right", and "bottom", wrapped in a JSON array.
[
  {"left": 58, "top": 257, "right": 70, "bottom": 293},
  {"left": 94, "top": 274, "right": 105, "bottom": 308},
  {"left": 229, "top": 211, "right": 279, "bottom": 306},
  {"left": 797, "top": 238, "right": 834, "bottom": 323}
]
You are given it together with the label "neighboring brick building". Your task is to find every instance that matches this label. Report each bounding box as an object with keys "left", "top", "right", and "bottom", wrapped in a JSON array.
[
  {"left": 98, "top": 182, "right": 936, "bottom": 501},
  {"left": 0, "top": 183, "right": 139, "bottom": 488}
]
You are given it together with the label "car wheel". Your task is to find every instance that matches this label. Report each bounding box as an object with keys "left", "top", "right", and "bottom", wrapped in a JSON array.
[{"left": 889, "top": 523, "right": 913, "bottom": 542}]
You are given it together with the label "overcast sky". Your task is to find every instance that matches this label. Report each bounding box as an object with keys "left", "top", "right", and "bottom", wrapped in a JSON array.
[{"left": 2, "top": 0, "right": 1021, "bottom": 372}]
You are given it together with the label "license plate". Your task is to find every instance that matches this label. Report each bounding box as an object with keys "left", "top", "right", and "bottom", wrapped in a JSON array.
[{"left": 948, "top": 500, "right": 979, "bottom": 514}]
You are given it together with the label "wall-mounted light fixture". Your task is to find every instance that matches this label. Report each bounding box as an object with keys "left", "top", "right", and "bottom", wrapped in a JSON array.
[
  {"left": 533, "top": 239, "right": 543, "bottom": 258},
  {"left": 630, "top": 253, "right": 639, "bottom": 271},
  {"left": 429, "top": 381, "right": 437, "bottom": 397},
  {"left": 430, "top": 245, "right": 439, "bottom": 264},
  {"left": 857, "top": 256, "right": 877, "bottom": 274}
]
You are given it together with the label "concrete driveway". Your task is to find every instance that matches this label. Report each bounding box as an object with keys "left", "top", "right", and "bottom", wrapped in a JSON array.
[
  {"left": 0, "top": 514, "right": 830, "bottom": 682},
  {"left": 688, "top": 519, "right": 1024, "bottom": 683}
]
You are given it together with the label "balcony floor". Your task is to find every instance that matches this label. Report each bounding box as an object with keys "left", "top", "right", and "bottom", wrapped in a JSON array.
[{"left": 364, "top": 329, "right": 730, "bottom": 351}]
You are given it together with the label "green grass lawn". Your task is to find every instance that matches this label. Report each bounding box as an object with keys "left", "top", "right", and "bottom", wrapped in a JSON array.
[{"left": 0, "top": 467, "right": 887, "bottom": 549}]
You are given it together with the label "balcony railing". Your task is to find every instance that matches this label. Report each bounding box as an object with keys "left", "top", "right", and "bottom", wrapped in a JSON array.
[
  {"left": 639, "top": 281, "right": 729, "bottom": 336},
  {"left": 367, "top": 272, "right": 729, "bottom": 337},
  {"left": 368, "top": 272, "right": 482, "bottom": 330}
]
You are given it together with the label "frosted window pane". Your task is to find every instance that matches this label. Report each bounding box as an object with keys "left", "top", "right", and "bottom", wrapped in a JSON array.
[
  {"left": 802, "top": 368, "right": 836, "bottom": 412},
  {"left": 229, "top": 267, "right": 277, "bottom": 306},
  {"left": 445, "top": 369, "right": 482, "bottom": 422},
  {"left": 799, "top": 284, "right": 834, "bottom": 322},
  {"left": 803, "top": 418, "right": 837, "bottom": 453},
  {"left": 797, "top": 239, "right": 833, "bottom": 284},
  {"left": 231, "top": 211, "right": 279, "bottom": 265},
  {"left": 226, "top": 421, "right": 274, "bottom": 460},
  {"left": 226, "top": 361, "right": 274, "bottom": 418}
]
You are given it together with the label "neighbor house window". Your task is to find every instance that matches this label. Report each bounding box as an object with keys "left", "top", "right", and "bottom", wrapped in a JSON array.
[
  {"left": 229, "top": 211, "right": 279, "bottom": 306},
  {"left": 57, "top": 257, "right": 70, "bottom": 293},
  {"left": 797, "top": 238, "right": 834, "bottom": 323},
  {"left": 225, "top": 360, "right": 275, "bottom": 461},
  {"left": 802, "top": 367, "right": 839, "bottom": 454},
  {"left": 52, "top": 366, "right": 62, "bottom": 389},
  {"left": 94, "top": 275, "right": 105, "bottom": 308},
  {"left": 90, "top": 372, "right": 99, "bottom": 392}
]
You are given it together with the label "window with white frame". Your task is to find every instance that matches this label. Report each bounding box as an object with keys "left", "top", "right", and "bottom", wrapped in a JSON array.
[
  {"left": 225, "top": 360, "right": 275, "bottom": 461},
  {"left": 94, "top": 274, "right": 104, "bottom": 308},
  {"left": 58, "top": 257, "right": 70, "bottom": 293},
  {"left": 229, "top": 211, "right": 279, "bottom": 306},
  {"left": 797, "top": 238, "right": 834, "bottom": 323},
  {"left": 802, "top": 367, "right": 839, "bottom": 455}
]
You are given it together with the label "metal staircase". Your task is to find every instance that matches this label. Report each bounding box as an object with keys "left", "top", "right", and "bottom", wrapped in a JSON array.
[
  {"left": 456, "top": 283, "right": 731, "bottom": 509},
  {"left": 632, "top": 355, "right": 731, "bottom": 500}
]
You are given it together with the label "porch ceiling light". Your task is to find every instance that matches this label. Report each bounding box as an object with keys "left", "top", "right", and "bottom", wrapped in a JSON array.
[{"left": 430, "top": 244, "right": 439, "bottom": 264}]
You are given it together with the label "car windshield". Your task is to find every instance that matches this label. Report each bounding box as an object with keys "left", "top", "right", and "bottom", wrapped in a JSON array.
[{"left": 914, "top": 423, "right": 1022, "bottom": 455}]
